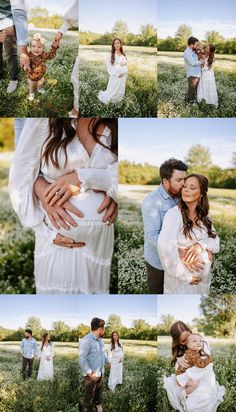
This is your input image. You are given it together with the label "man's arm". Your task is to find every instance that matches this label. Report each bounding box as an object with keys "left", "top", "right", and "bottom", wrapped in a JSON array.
[
  {"left": 184, "top": 49, "right": 201, "bottom": 67},
  {"left": 79, "top": 339, "right": 92, "bottom": 375},
  {"left": 141, "top": 197, "right": 162, "bottom": 250}
]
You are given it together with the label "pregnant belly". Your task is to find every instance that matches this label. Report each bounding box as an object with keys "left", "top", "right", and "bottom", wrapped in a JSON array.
[{"left": 46, "top": 190, "right": 106, "bottom": 243}]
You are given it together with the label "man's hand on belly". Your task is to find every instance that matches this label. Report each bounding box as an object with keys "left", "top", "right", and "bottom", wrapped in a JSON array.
[
  {"left": 97, "top": 194, "right": 118, "bottom": 224},
  {"left": 53, "top": 234, "right": 85, "bottom": 248}
]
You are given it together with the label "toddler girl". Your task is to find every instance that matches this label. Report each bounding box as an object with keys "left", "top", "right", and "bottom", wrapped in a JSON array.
[{"left": 25, "top": 33, "right": 58, "bottom": 101}]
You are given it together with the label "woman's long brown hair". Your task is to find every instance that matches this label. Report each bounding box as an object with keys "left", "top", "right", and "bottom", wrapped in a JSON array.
[
  {"left": 41, "top": 332, "right": 51, "bottom": 351},
  {"left": 110, "top": 331, "right": 122, "bottom": 351},
  {"left": 170, "top": 321, "right": 192, "bottom": 366},
  {"left": 42, "top": 118, "right": 118, "bottom": 168},
  {"left": 207, "top": 44, "right": 215, "bottom": 68},
  {"left": 111, "top": 38, "right": 126, "bottom": 65},
  {"left": 179, "top": 174, "right": 217, "bottom": 240}
]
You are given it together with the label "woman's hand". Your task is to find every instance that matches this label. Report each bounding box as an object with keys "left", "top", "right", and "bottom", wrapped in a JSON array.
[
  {"left": 97, "top": 194, "right": 118, "bottom": 224},
  {"left": 53, "top": 234, "right": 85, "bottom": 248},
  {"left": 178, "top": 354, "right": 189, "bottom": 369},
  {"left": 185, "top": 379, "right": 199, "bottom": 394},
  {"left": 44, "top": 172, "right": 81, "bottom": 207},
  {"left": 42, "top": 199, "right": 83, "bottom": 230},
  {"left": 183, "top": 243, "right": 203, "bottom": 264},
  {"left": 190, "top": 276, "right": 201, "bottom": 285}
]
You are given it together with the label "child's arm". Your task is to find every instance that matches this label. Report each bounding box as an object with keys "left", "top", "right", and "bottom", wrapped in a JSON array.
[
  {"left": 188, "top": 350, "right": 213, "bottom": 368},
  {"left": 44, "top": 45, "right": 59, "bottom": 61}
]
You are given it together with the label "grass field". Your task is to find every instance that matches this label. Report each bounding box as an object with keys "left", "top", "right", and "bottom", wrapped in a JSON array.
[
  {"left": 157, "top": 51, "right": 236, "bottom": 118},
  {"left": 118, "top": 184, "right": 236, "bottom": 294},
  {"left": 0, "top": 158, "right": 117, "bottom": 294},
  {"left": 0, "top": 340, "right": 157, "bottom": 412},
  {"left": 0, "top": 31, "right": 78, "bottom": 117},
  {"left": 157, "top": 337, "right": 236, "bottom": 411},
  {"left": 79, "top": 45, "right": 157, "bottom": 117}
]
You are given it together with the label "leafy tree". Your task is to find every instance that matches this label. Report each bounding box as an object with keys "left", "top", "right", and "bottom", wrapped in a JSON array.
[
  {"left": 112, "top": 20, "right": 129, "bottom": 41},
  {"left": 139, "top": 24, "right": 157, "bottom": 47},
  {"left": 199, "top": 295, "right": 236, "bottom": 337},
  {"left": 0, "top": 118, "right": 14, "bottom": 150},
  {"left": 185, "top": 144, "right": 212, "bottom": 174},
  {"left": 205, "top": 31, "right": 224, "bottom": 45},
  {"left": 175, "top": 24, "right": 192, "bottom": 49},
  {"left": 25, "top": 317, "right": 44, "bottom": 340},
  {"left": 105, "top": 314, "right": 123, "bottom": 337}
]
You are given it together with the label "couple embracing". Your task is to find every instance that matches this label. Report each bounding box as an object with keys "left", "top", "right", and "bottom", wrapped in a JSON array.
[
  {"left": 184, "top": 36, "right": 218, "bottom": 107},
  {"left": 142, "top": 158, "right": 219, "bottom": 294}
]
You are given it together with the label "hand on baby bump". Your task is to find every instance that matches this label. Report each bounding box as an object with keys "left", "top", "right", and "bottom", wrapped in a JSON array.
[{"left": 44, "top": 172, "right": 81, "bottom": 207}]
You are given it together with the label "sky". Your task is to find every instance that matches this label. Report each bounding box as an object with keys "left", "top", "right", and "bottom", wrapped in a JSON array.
[
  {"left": 80, "top": 0, "right": 157, "bottom": 34},
  {"left": 158, "top": 0, "right": 236, "bottom": 39},
  {"left": 157, "top": 295, "right": 202, "bottom": 324},
  {"left": 119, "top": 118, "right": 236, "bottom": 168},
  {"left": 0, "top": 295, "right": 157, "bottom": 330},
  {"left": 27, "top": 0, "right": 73, "bottom": 16}
]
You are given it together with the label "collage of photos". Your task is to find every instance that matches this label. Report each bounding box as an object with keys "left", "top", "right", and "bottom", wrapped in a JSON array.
[{"left": 0, "top": 0, "right": 235, "bottom": 411}]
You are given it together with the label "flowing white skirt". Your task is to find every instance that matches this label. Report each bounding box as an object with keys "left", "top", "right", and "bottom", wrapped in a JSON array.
[
  {"left": 164, "top": 365, "right": 225, "bottom": 412},
  {"left": 37, "top": 358, "right": 54, "bottom": 381},
  {"left": 197, "top": 67, "right": 218, "bottom": 107},
  {"left": 98, "top": 66, "right": 127, "bottom": 104},
  {"left": 108, "top": 357, "right": 124, "bottom": 390},
  {"left": 34, "top": 190, "right": 114, "bottom": 294}
]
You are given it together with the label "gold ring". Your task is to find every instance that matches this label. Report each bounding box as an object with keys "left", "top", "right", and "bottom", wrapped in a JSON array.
[{"left": 56, "top": 191, "right": 62, "bottom": 197}]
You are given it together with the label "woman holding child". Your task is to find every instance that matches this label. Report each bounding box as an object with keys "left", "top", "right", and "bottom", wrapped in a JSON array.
[{"left": 163, "top": 321, "right": 225, "bottom": 412}]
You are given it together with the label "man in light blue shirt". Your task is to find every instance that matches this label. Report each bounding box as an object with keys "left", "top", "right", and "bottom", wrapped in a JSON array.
[
  {"left": 79, "top": 318, "right": 110, "bottom": 412},
  {"left": 20, "top": 328, "right": 38, "bottom": 379},
  {"left": 183, "top": 36, "right": 202, "bottom": 103},
  {"left": 142, "top": 158, "right": 188, "bottom": 294}
]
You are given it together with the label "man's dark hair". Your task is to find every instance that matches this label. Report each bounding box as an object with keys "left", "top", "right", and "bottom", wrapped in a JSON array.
[
  {"left": 160, "top": 158, "right": 188, "bottom": 182},
  {"left": 188, "top": 36, "right": 199, "bottom": 46},
  {"left": 25, "top": 328, "right": 32, "bottom": 335},
  {"left": 91, "top": 318, "right": 105, "bottom": 331}
]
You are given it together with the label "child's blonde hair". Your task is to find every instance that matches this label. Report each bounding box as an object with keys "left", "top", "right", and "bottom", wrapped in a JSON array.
[{"left": 30, "top": 33, "right": 46, "bottom": 47}]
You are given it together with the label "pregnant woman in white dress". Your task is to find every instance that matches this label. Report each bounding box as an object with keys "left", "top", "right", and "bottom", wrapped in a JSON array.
[
  {"left": 37, "top": 333, "right": 54, "bottom": 381},
  {"left": 158, "top": 174, "right": 220, "bottom": 294},
  {"left": 108, "top": 331, "right": 124, "bottom": 391},
  {"left": 197, "top": 44, "right": 218, "bottom": 107},
  {"left": 9, "top": 118, "right": 118, "bottom": 294},
  {"left": 163, "top": 321, "right": 225, "bottom": 412},
  {"left": 98, "top": 38, "right": 128, "bottom": 104}
]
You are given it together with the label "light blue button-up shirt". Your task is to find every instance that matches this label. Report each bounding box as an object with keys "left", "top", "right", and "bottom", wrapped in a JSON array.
[
  {"left": 141, "top": 184, "right": 179, "bottom": 269},
  {"left": 183, "top": 47, "right": 201, "bottom": 78},
  {"left": 20, "top": 338, "right": 38, "bottom": 359},
  {"left": 79, "top": 333, "right": 109, "bottom": 377}
]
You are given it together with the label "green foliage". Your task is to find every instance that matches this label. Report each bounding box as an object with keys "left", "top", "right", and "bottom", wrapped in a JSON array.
[
  {"left": 28, "top": 7, "right": 63, "bottom": 29},
  {"left": 119, "top": 161, "right": 159, "bottom": 184},
  {"left": 198, "top": 295, "right": 236, "bottom": 337},
  {"left": 0, "top": 344, "right": 157, "bottom": 412},
  {"left": 0, "top": 31, "right": 78, "bottom": 117},
  {"left": 0, "top": 119, "right": 14, "bottom": 151},
  {"left": 157, "top": 55, "right": 236, "bottom": 118}
]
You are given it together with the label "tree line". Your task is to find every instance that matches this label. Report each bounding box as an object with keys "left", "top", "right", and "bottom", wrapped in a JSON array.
[
  {"left": 0, "top": 314, "right": 157, "bottom": 342},
  {"left": 119, "top": 145, "right": 236, "bottom": 189},
  {"left": 80, "top": 20, "right": 157, "bottom": 47},
  {"left": 158, "top": 25, "right": 236, "bottom": 54},
  {"left": 158, "top": 295, "right": 236, "bottom": 338}
]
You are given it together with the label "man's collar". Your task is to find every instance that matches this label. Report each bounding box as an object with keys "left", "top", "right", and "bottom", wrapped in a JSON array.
[{"left": 159, "top": 184, "right": 172, "bottom": 199}]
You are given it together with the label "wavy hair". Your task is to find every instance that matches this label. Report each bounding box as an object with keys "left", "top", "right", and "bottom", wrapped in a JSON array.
[
  {"left": 170, "top": 321, "right": 192, "bottom": 366},
  {"left": 179, "top": 174, "right": 217, "bottom": 240},
  {"left": 207, "top": 44, "right": 215, "bottom": 68},
  {"left": 110, "top": 331, "right": 122, "bottom": 351},
  {"left": 111, "top": 38, "right": 126, "bottom": 65},
  {"left": 42, "top": 118, "right": 118, "bottom": 168},
  {"left": 41, "top": 332, "right": 51, "bottom": 351}
]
